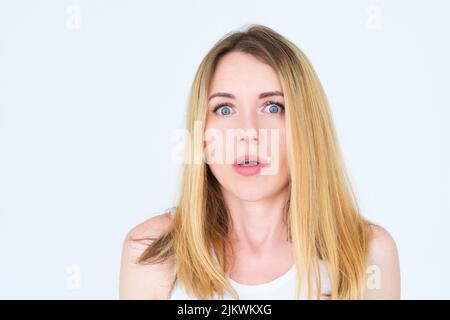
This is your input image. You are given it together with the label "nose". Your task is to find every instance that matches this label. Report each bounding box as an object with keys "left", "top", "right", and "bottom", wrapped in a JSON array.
[
  {"left": 239, "top": 132, "right": 258, "bottom": 142},
  {"left": 236, "top": 109, "right": 259, "bottom": 143}
]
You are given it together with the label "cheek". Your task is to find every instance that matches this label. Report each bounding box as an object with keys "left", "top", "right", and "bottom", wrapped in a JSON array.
[
  {"left": 279, "top": 128, "right": 287, "bottom": 161},
  {"left": 203, "top": 127, "right": 229, "bottom": 165},
  {"left": 267, "top": 125, "right": 287, "bottom": 165}
]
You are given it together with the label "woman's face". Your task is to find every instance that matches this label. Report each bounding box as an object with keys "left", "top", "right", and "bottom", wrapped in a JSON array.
[{"left": 204, "top": 51, "right": 289, "bottom": 201}]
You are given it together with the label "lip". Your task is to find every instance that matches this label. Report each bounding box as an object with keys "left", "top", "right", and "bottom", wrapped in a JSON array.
[{"left": 232, "top": 155, "right": 269, "bottom": 176}]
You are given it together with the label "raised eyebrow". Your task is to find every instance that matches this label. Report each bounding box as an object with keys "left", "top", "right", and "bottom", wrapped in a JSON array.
[
  {"left": 208, "top": 92, "right": 235, "bottom": 101},
  {"left": 258, "top": 91, "right": 284, "bottom": 99},
  {"left": 207, "top": 91, "right": 284, "bottom": 101}
]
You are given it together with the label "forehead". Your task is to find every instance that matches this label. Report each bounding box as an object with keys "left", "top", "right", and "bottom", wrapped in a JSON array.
[{"left": 209, "top": 51, "right": 282, "bottom": 95}]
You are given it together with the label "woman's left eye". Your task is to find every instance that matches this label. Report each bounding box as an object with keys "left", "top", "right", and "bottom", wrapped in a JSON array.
[{"left": 262, "top": 102, "right": 285, "bottom": 114}]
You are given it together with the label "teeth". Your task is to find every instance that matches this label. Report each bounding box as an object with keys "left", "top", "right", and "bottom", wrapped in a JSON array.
[{"left": 239, "top": 160, "right": 259, "bottom": 167}]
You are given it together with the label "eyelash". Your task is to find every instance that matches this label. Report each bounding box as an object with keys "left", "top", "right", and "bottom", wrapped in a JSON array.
[{"left": 212, "top": 100, "right": 285, "bottom": 115}]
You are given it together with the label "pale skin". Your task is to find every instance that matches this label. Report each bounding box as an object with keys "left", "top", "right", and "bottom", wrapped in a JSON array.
[{"left": 119, "top": 51, "right": 401, "bottom": 299}]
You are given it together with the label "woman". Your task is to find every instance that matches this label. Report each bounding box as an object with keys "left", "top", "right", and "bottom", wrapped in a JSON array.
[{"left": 119, "top": 24, "right": 400, "bottom": 300}]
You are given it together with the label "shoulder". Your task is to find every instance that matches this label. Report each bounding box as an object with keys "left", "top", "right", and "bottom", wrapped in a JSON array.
[
  {"left": 367, "top": 224, "right": 399, "bottom": 261},
  {"left": 363, "top": 223, "right": 401, "bottom": 299},
  {"left": 119, "top": 210, "right": 175, "bottom": 300},
  {"left": 123, "top": 211, "right": 174, "bottom": 260},
  {"left": 126, "top": 211, "right": 174, "bottom": 244}
]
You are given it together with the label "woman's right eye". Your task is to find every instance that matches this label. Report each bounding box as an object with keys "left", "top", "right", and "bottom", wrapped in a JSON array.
[{"left": 213, "top": 105, "right": 234, "bottom": 116}]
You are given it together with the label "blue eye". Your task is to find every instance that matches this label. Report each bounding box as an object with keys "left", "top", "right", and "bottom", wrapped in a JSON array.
[
  {"left": 269, "top": 105, "right": 280, "bottom": 113},
  {"left": 213, "top": 104, "right": 233, "bottom": 116},
  {"left": 264, "top": 102, "right": 284, "bottom": 114},
  {"left": 220, "top": 107, "right": 231, "bottom": 115}
]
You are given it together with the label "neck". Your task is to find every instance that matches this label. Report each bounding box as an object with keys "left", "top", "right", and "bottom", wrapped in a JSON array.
[{"left": 222, "top": 186, "right": 291, "bottom": 255}]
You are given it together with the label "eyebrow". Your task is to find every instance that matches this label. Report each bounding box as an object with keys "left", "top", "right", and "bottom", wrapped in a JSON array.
[{"left": 207, "top": 91, "right": 284, "bottom": 101}]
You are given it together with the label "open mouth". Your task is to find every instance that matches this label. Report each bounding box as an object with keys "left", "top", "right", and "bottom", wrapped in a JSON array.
[
  {"left": 232, "top": 155, "right": 269, "bottom": 176},
  {"left": 234, "top": 155, "right": 268, "bottom": 166},
  {"left": 238, "top": 160, "right": 260, "bottom": 167}
]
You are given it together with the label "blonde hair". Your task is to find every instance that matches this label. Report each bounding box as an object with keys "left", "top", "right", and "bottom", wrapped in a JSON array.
[{"left": 137, "top": 24, "right": 371, "bottom": 300}]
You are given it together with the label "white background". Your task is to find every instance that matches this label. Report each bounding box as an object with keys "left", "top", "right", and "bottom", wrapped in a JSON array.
[{"left": 0, "top": 0, "right": 449, "bottom": 299}]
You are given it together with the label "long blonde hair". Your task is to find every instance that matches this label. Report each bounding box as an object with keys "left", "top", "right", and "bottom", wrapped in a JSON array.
[{"left": 137, "top": 24, "right": 371, "bottom": 300}]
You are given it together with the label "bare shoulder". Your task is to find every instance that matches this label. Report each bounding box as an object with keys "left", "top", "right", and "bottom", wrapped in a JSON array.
[
  {"left": 119, "top": 211, "right": 175, "bottom": 300},
  {"left": 126, "top": 211, "right": 174, "bottom": 244},
  {"left": 363, "top": 223, "right": 401, "bottom": 299},
  {"left": 367, "top": 224, "right": 399, "bottom": 260}
]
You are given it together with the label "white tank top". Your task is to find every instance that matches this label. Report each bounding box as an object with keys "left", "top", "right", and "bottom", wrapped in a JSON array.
[{"left": 169, "top": 260, "right": 332, "bottom": 300}]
